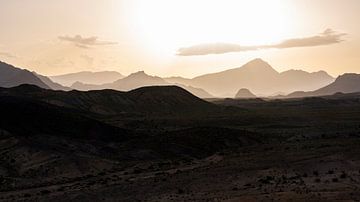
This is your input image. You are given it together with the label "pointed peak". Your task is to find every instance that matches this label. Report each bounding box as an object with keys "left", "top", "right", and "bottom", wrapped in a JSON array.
[
  {"left": 244, "top": 58, "right": 271, "bottom": 67},
  {"left": 246, "top": 58, "right": 269, "bottom": 65},
  {"left": 240, "top": 58, "right": 278, "bottom": 74}
]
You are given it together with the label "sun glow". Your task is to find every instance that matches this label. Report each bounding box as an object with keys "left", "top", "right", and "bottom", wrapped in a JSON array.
[{"left": 126, "top": 0, "right": 295, "bottom": 56}]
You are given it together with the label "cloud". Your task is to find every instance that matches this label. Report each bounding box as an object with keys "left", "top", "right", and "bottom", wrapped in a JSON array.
[
  {"left": 58, "top": 35, "right": 117, "bottom": 48},
  {"left": 0, "top": 51, "right": 17, "bottom": 58},
  {"left": 177, "top": 29, "right": 347, "bottom": 56}
]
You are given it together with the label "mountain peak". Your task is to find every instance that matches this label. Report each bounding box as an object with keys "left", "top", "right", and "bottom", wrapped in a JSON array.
[
  {"left": 248, "top": 58, "right": 267, "bottom": 64},
  {"left": 128, "top": 71, "right": 148, "bottom": 77},
  {"left": 241, "top": 58, "right": 278, "bottom": 74}
]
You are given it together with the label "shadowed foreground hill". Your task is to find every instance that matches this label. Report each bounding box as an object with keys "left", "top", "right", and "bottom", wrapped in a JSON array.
[
  {"left": 0, "top": 96, "right": 129, "bottom": 142},
  {"left": 0, "top": 84, "right": 218, "bottom": 116}
]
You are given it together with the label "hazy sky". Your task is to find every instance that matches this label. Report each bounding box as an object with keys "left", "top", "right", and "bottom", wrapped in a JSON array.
[{"left": 0, "top": 0, "right": 359, "bottom": 77}]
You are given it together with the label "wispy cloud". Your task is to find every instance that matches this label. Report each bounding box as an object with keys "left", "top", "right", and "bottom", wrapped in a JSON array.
[
  {"left": 177, "top": 29, "right": 347, "bottom": 56},
  {"left": 58, "top": 35, "right": 117, "bottom": 49}
]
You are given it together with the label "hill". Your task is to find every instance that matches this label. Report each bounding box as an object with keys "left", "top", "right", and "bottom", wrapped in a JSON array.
[
  {"left": 235, "top": 88, "right": 257, "bottom": 99},
  {"left": 0, "top": 95, "right": 129, "bottom": 141},
  {"left": 0, "top": 84, "right": 217, "bottom": 116}
]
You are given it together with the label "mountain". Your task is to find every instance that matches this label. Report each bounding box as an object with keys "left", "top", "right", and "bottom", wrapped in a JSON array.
[
  {"left": 235, "top": 88, "right": 257, "bottom": 99},
  {"left": 190, "top": 59, "right": 279, "bottom": 96},
  {"left": 33, "top": 72, "right": 71, "bottom": 91},
  {"left": 0, "top": 84, "right": 217, "bottom": 116},
  {"left": 164, "top": 59, "right": 334, "bottom": 97},
  {"left": 71, "top": 71, "right": 168, "bottom": 91},
  {"left": 71, "top": 71, "right": 214, "bottom": 98},
  {"left": 279, "top": 70, "right": 334, "bottom": 93},
  {"left": 287, "top": 73, "right": 360, "bottom": 98},
  {"left": 108, "top": 71, "right": 168, "bottom": 90},
  {"left": 50, "top": 71, "right": 124, "bottom": 86},
  {"left": 0, "top": 61, "right": 50, "bottom": 89}
]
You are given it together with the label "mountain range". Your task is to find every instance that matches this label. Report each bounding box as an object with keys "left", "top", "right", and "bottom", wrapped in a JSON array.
[
  {"left": 60, "top": 59, "right": 335, "bottom": 98},
  {"left": 70, "top": 71, "right": 214, "bottom": 98},
  {"left": 165, "top": 59, "right": 335, "bottom": 97},
  {"left": 2, "top": 59, "right": 360, "bottom": 99}
]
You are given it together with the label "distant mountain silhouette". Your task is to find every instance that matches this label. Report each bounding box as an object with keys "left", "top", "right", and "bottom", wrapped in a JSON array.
[
  {"left": 165, "top": 58, "right": 334, "bottom": 97},
  {"left": 278, "top": 70, "right": 334, "bottom": 93},
  {"left": 287, "top": 73, "right": 360, "bottom": 98},
  {"left": 71, "top": 71, "right": 214, "bottom": 98},
  {"left": 108, "top": 71, "right": 167, "bottom": 90},
  {"left": 50, "top": 71, "right": 124, "bottom": 86},
  {"left": 33, "top": 72, "right": 71, "bottom": 91},
  {"left": 0, "top": 84, "right": 216, "bottom": 116},
  {"left": 235, "top": 88, "right": 257, "bottom": 99},
  {"left": 0, "top": 61, "right": 49, "bottom": 89},
  {"left": 0, "top": 60, "right": 334, "bottom": 98}
]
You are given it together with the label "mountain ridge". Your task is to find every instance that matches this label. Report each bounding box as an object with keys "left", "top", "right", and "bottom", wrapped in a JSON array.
[
  {"left": 287, "top": 73, "right": 360, "bottom": 98},
  {"left": 165, "top": 58, "right": 335, "bottom": 97},
  {"left": 50, "top": 70, "right": 124, "bottom": 86}
]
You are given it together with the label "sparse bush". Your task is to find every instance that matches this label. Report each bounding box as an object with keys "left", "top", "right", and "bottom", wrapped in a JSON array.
[
  {"left": 314, "top": 178, "right": 321, "bottom": 183},
  {"left": 332, "top": 178, "right": 338, "bottom": 182}
]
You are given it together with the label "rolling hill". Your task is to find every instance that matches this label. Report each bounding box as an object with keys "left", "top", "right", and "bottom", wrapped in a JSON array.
[{"left": 0, "top": 84, "right": 217, "bottom": 116}]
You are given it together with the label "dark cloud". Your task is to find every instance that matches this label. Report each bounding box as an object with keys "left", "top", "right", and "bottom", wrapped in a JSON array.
[
  {"left": 58, "top": 35, "right": 117, "bottom": 48},
  {"left": 177, "top": 29, "right": 347, "bottom": 56},
  {"left": 0, "top": 51, "right": 16, "bottom": 58}
]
